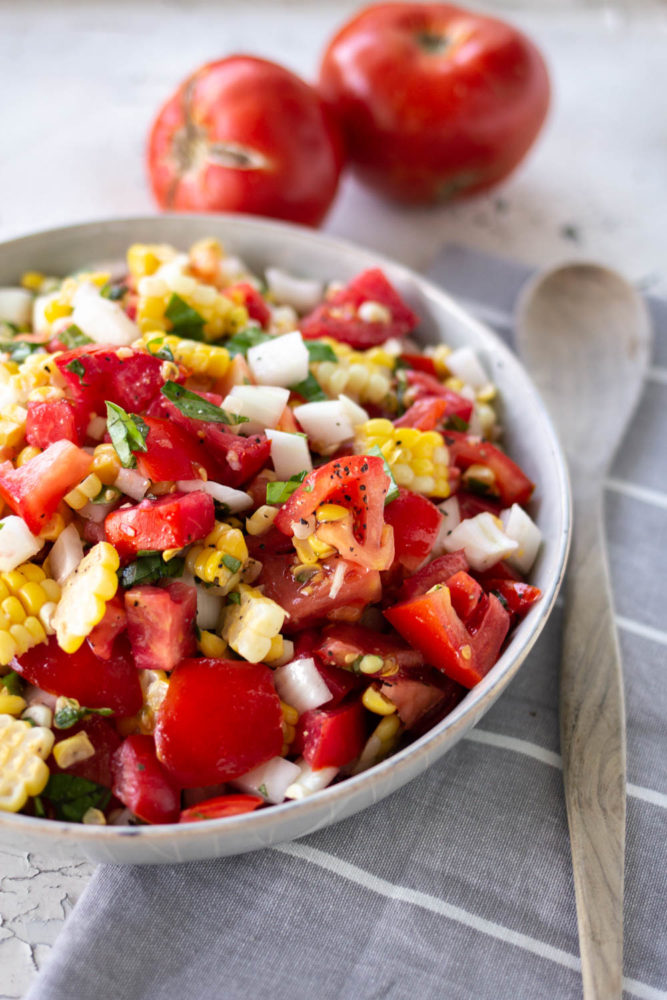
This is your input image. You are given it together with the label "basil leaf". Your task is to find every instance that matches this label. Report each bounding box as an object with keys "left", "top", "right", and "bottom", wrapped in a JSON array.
[
  {"left": 222, "top": 554, "right": 242, "bottom": 574},
  {"left": 160, "top": 381, "right": 247, "bottom": 425},
  {"left": 289, "top": 373, "right": 326, "bottom": 402},
  {"left": 366, "top": 445, "right": 400, "bottom": 504},
  {"left": 227, "top": 591, "right": 241, "bottom": 604},
  {"left": 54, "top": 703, "right": 113, "bottom": 730},
  {"left": 146, "top": 339, "right": 175, "bottom": 362},
  {"left": 1, "top": 670, "right": 23, "bottom": 696},
  {"left": 0, "top": 339, "right": 44, "bottom": 363},
  {"left": 305, "top": 340, "right": 337, "bottom": 364},
  {"left": 65, "top": 358, "right": 88, "bottom": 385},
  {"left": 43, "top": 773, "right": 111, "bottom": 823},
  {"left": 224, "top": 327, "right": 272, "bottom": 357},
  {"left": 446, "top": 414, "right": 469, "bottom": 432},
  {"left": 105, "top": 401, "right": 149, "bottom": 468},
  {"left": 265, "top": 470, "right": 308, "bottom": 505},
  {"left": 33, "top": 795, "right": 46, "bottom": 818},
  {"left": 59, "top": 324, "right": 93, "bottom": 348},
  {"left": 164, "top": 293, "right": 205, "bottom": 339},
  {"left": 118, "top": 553, "right": 185, "bottom": 588},
  {"left": 100, "top": 282, "right": 128, "bottom": 301}
]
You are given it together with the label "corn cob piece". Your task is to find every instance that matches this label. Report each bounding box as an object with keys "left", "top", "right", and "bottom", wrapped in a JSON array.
[
  {"left": 0, "top": 563, "right": 61, "bottom": 665},
  {"left": 142, "top": 332, "right": 230, "bottom": 379},
  {"left": 136, "top": 269, "right": 248, "bottom": 341},
  {"left": 221, "top": 584, "right": 287, "bottom": 663},
  {"left": 312, "top": 339, "right": 395, "bottom": 406},
  {"left": 0, "top": 714, "right": 54, "bottom": 812},
  {"left": 185, "top": 521, "right": 249, "bottom": 596},
  {"left": 354, "top": 419, "right": 450, "bottom": 498},
  {"left": 53, "top": 542, "right": 119, "bottom": 654}
]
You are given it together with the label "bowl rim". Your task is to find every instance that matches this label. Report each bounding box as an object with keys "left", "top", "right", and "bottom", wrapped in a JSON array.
[{"left": 0, "top": 213, "right": 572, "bottom": 849}]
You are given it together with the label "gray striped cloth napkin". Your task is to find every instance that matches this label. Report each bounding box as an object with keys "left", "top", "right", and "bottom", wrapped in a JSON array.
[{"left": 27, "top": 246, "right": 667, "bottom": 1000}]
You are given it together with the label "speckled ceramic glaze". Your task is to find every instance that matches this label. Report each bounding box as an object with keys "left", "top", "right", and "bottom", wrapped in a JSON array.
[{"left": 0, "top": 215, "right": 571, "bottom": 865}]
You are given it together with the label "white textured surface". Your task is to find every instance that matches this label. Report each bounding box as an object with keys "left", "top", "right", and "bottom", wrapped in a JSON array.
[{"left": 0, "top": 0, "right": 665, "bottom": 994}]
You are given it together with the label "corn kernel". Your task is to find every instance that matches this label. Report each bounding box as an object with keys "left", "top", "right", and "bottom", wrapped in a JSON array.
[
  {"left": 82, "top": 807, "right": 107, "bottom": 825},
  {"left": 197, "top": 630, "right": 227, "bottom": 657},
  {"left": 362, "top": 686, "right": 398, "bottom": 716},
  {"left": 186, "top": 521, "right": 248, "bottom": 595},
  {"left": 0, "top": 693, "right": 26, "bottom": 716},
  {"left": 53, "top": 542, "right": 119, "bottom": 653},
  {"left": 53, "top": 731, "right": 95, "bottom": 769}
]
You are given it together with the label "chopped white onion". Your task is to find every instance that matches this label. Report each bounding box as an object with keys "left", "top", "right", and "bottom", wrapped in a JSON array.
[
  {"left": 284, "top": 759, "right": 339, "bottom": 800},
  {"left": 445, "top": 347, "right": 489, "bottom": 390},
  {"left": 86, "top": 415, "right": 107, "bottom": 441},
  {"left": 195, "top": 584, "right": 224, "bottom": 629},
  {"left": 113, "top": 467, "right": 150, "bottom": 501},
  {"left": 247, "top": 329, "right": 309, "bottom": 387},
  {"left": 176, "top": 479, "right": 252, "bottom": 513},
  {"left": 78, "top": 499, "right": 117, "bottom": 523},
  {"left": 70, "top": 283, "right": 139, "bottom": 346},
  {"left": 234, "top": 756, "right": 302, "bottom": 804},
  {"left": 153, "top": 253, "right": 189, "bottom": 283},
  {"left": 21, "top": 704, "right": 53, "bottom": 728},
  {"left": 338, "top": 393, "right": 369, "bottom": 427},
  {"left": 443, "top": 511, "right": 518, "bottom": 572},
  {"left": 266, "top": 429, "right": 312, "bottom": 480},
  {"left": 32, "top": 291, "right": 58, "bottom": 333},
  {"left": 328, "top": 560, "right": 346, "bottom": 600},
  {"left": 49, "top": 523, "right": 84, "bottom": 583},
  {"left": 293, "top": 399, "right": 354, "bottom": 449},
  {"left": 273, "top": 657, "right": 332, "bottom": 715},
  {"left": 0, "top": 287, "right": 33, "bottom": 327},
  {"left": 438, "top": 496, "right": 461, "bottom": 535},
  {"left": 265, "top": 267, "right": 323, "bottom": 314},
  {"left": 218, "top": 255, "right": 250, "bottom": 283},
  {"left": 290, "top": 516, "right": 315, "bottom": 540},
  {"left": 0, "top": 516, "right": 42, "bottom": 572},
  {"left": 500, "top": 504, "right": 542, "bottom": 574},
  {"left": 224, "top": 385, "right": 290, "bottom": 435}
]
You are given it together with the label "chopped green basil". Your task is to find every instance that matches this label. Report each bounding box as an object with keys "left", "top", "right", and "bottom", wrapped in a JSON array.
[
  {"left": 257, "top": 783, "right": 268, "bottom": 798},
  {"left": 0, "top": 339, "right": 45, "bottom": 363},
  {"left": 100, "top": 282, "right": 128, "bottom": 301},
  {"left": 227, "top": 591, "right": 241, "bottom": 604},
  {"left": 213, "top": 501, "right": 231, "bottom": 521},
  {"left": 222, "top": 554, "right": 242, "bottom": 574},
  {"left": 118, "top": 553, "right": 185, "bottom": 588},
  {"left": 105, "top": 401, "right": 149, "bottom": 468},
  {"left": 446, "top": 414, "right": 469, "bottom": 432},
  {"left": 305, "top": 340, "right": 337, "bottom": 363},
  {"left": 91, "top": 485, "right": 121, "bottom": 505},
  {"left": 146, "top": 339, "right": 175, "bottom": 362},
  {"left": 492, "top": 589, "right": 509, "bottom": 612},
  {"left": 465, "top": 477, "right": 492, "bottom": 497},
  {"left": 266, "top": 470, "right": 308, "bottom": 505},
  {"left": 366, "top": 445, "right": 400, "bottom": 504},
  {"left": 164, "top": 293, "right": 205, "bottom": 339},
  {"left": 54, "top": 703, "right": 113, "bottom": 730},
  {"left": 1, "top": 670, "right": 23, "bottom": 696},
  {"left": 42, "top": 773, "right": 111, "bottom": 823},
  {"left": 224, "top": 327, "right": 272, "bottom": 357},
  {"left": 65, "top": 358, "right": 88, "bottom": 385},
  {"left": 160, "top": 380, "right": 247, "bottom": 425},
  {"left": 289, "top": 373, "right": 326, "bottom": 402},
  {"left": 33, "top": 795, "right": 46, "bottom": 818},
  {"left": 59, "top": 324, "right": 92, "bottom": 348}
]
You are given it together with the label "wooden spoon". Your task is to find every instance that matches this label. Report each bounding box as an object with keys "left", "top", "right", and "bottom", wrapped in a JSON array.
[{"left": 516, "top": 264, "right": 651, "bottom": 998}]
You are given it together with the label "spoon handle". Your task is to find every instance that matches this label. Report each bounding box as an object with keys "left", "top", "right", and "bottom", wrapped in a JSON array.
[{"left": 561, "top": 488, "right": 626, "bottom": 999}]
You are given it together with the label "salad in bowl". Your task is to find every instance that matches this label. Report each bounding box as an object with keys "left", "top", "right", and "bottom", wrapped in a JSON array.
[{"left": 0, "top": 233, "right": 545, "bottom": 830}]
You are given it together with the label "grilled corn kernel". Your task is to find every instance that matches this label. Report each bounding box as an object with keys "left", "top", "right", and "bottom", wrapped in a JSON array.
[
  {"left": 21, "top": 271, "right": 45, "bottom": 292},
  {"left": 0, "top": 564, "right": 59, "bottom": 663},
  {"left": 0, "top": 714, "right": 54, "bottom": 812},
  {"left": 221, "top": 584, "right": 287, "bottom": 663},
  {"left": 362, "top": 686, "right": 398, "bottom": 716},
  {"left": 312, "top": 339, "right": 394, "bottom": 406},
  {"left": 53, "top": 542, "right": 119, "bottom": 653},
  {"left": 354, "top": 419, "right": 450, "bottom": 498},
  {"left": 136, "top": 266, "right": 248, "bottom": 341},
  {"left": 53, "top": 731, "right": 95, "bottom": 769},
  {"left": 82, "top": 807, "right": 107, "bottom": 825},
  {"left": 143, "top": 332, "right": 231, "bottom": 379},
  {"left": 90, "top": 443, "right": 122, "bottom": 485},
  {"left": 245, "top": 505, "right": 278, "bottom": 536},
  {"left": 315, "top": 504, "right": 349, "bottom": 523},
  {"left": 0, "top": 693, "right": 27, "bottom": 716},
  {"left": 16, "top": 445, "right": 41, "bottom": 467},
  {"left": 126, "top": 243, "right": 176, "bottom": 279},
  {"left": 38, "top": 511, "right": 70, "bottom": 541},
  {"left": 64, "top": 473, "right": 103, "bottom": 511},
  {"left": 0, "top": 404, "right": 28, "bottom": 448},
  {"left": 197, "top": 630, "right": 227, "bottom": 657},
  {"left": 352, "top": 713, "right": 403, "bottom": 775},
  {"left": 186, "top": 521, "right": 248, "bottom": 595}
]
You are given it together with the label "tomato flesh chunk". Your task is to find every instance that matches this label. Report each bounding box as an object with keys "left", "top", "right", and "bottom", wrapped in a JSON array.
[
  {"left": 295, "top": 700, "right": 367, "bottom": 769},
  {"left": 397, "top": 550, "right": 469, "bottom": 602},
  {"left": 26, "top": 398, "right": 90, "bottom": 449},
  {"left": 383, "top": 488, "right": 441, "bottom": 572},
  {"left": 179, "top": 793, "right": 263, "bottom": 823},
  {"left": 105, "top": 491, "right": 214, "bottom": 559},
  {"left": 445, "top": 430, "right": 534, "bottom": 506},
  {"left": 86, "top": 595, "right": 127, "bottom": 660},
  {"left": 55, "top": 346, "right": 166, "bottom": 413},
  {"left": 112, "top": 734, "right": 181, "bottom": 824},
  {"left": 0, "top": 440, "right": 92, "bottom": 534},
  {"left": 124, "top": 580, "right": 197, "bottom": 672},
  {"left": 154, "top": 658, "right": 283, "bottom": 787},
  {"left": 136, "top": 416, "right": 213, "bottom": 482}
]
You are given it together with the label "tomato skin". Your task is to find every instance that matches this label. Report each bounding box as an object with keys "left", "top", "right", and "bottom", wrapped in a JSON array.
[
  {"left": 147, "top": 56, "right": 343, "bottom": 227},
  {"left": 397, "top": 550, "right": 469, "bottom": 602},
  {"left": 383, "top": 488, "right": 441, "bottom": 572},
  {"left": 179, "top": 794, "right": 263, "bottom": 823},
  {"left": 124, "top": 580, "right": 197, "bottom": 672},
  {"left": 300, "top": 269, "right": 418, "bottom": 349},
  {"left": 295, "top": 700, "right": 367, "bottom": 769},
  {"left": 394, "top": 396, "right": 449, "bottom": 432},
  {"left": 105, "top": 491, "right": 214, "bottom": 560},
  {"left": 26, "top": 398, "right": 89, "bottom": 449},
  {"left": 112, "top": 734, "right": 181, "bottom": 825},
  {"left": 86, "top": 595, "right": 127, "bottom": 660},
  {"left": 224, "top": 283, "right": 271, "bottom": 329},
  {"left": 135, "top": 416, "right": 212, "bottom": 482},
  {"left": 401, "top": 371, "right": 474, "bottom": 426},
  {"left": 445, "top": 570, "right": 484, "bottom": 623},
  {"left": 480, "top": 578, "right": 541, "bottom": 619},
  {"left": 154, "top": 658, "right": 283, "bottom": 787},
  {"left": 13, "top": 635, "right": 143, "bottom": 716},
  {"left": 55, "top": 346, "right": 166, "bottom": 413},
  {"left": 445, "top": 430, "right": 534, "bottom": 506},
  {"left": 50, "top": 716, "right": 121, "bottom": 788},
  {"left": 0, "top": 440, "right": 92, "bottom": 534},
  {"left": 319, "top": 2, "right": 550, "bottom": 204},
  {"left": 315, "top": 622, "right": 424, "bottom": 674}
]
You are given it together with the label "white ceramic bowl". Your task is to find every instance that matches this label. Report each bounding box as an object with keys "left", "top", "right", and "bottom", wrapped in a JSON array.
[{"left": 0, "top": 215, "right": 571, "bottom": 864}]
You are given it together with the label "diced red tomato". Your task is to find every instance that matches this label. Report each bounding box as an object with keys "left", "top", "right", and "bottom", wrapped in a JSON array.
[
  {"left": 397, "top": 550, "right": 469, "bottom": 602},
  {"left": 86, "top": 596, "right": 127, "bottom": 659},
  {"left": 296, "top": 699, "right": 367, "bottom": 769},
  {"left": 223, "top": 282, "right": 271, "bottom": 328},
  {"left": 399, "top": 353, "right": 437, "bottom": 376},
  {"left": 13, "top": 635, "right": 142, "bottom": 715},
  {"left": 135, "top": 416, "right": 213, "bottom": 482},
  {"left": 50, "top": 716, "right": 121, "bottom": 788},
  {"left": 275, "top": 405, "right": 300, "bottom": 433},
  {"left": 314, "top": 623, "right": 424, "bottom": 674},
  {"left": 301, "top": 269, "right": 418, "bottom": 349},
  {"left": 394, "top": 396, "right": 449, "bottom": 431},
  {"left": 55, "top": 346, "right": 168, "bottom": 413},
  {"left": 445, "top": 431, "right": 534, "bottom": 506},
  {"left": 474, "top": 559, "right": 523, "bottom": 584},
  {"left": 124, "top": 580, "right": 197, "bottom": 672},
  {"left": 383, "top": 488, "right": 441, "bottom": 572},
  {"left": 0, "top": 441, "right": 92, "bottom": 534},
  {"left": 26, "top": 398, "right": 90, "bottom": 449},
  {"left": 179, "top": 794, "right": 263, "bottom": 823},
  {"left": 313, "top": 660, "right": 363, "bottom": 706},
  {"left": 480, "top": 578, "right": 541, "bottom": 619},
  {"left": 446, "top": 570, "right": 484, "bottom": 623},
  {"left": 274, "top": 455, "right": 393, "bottom": 571},
  {"left": 378, "top": 677, "right": 446, "bottom": 729},
  {"left": 403, "top": 371, "right": 475, "bottom": 426},
  {"left": 259, "top": 553, "right": 381, "bottom": 630},
  {"left": 111, "top": 734, "right": 181, "bottom": 824},
  {"left": 456, "top": 490, "right": 503, "bottom": 521},
  {"left": 105, "top": 491, "right": 214, "bottom": 559},
  {"left": 154, "top": 659, "right": 283, "bottom": 787},
  {"left": 384, "top": 585, "right": 510, "bottom": 688}
]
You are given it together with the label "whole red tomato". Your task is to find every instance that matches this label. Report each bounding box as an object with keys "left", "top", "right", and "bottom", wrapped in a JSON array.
[
  {"left": 319, "top": 3, "right": 550, "bottom": 204},
  {"left": 148, "top": 56, "right": 344, "bottom": 226}
]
